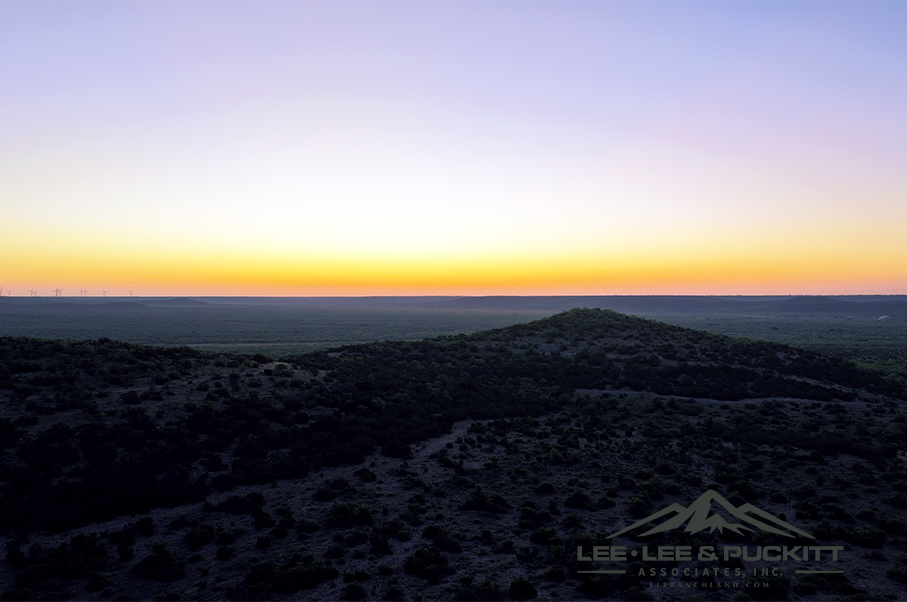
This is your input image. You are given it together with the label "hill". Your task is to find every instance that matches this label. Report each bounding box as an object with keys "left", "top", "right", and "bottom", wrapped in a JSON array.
[{"left": 1, "top": 309, "right": 906, "bottom": 600}]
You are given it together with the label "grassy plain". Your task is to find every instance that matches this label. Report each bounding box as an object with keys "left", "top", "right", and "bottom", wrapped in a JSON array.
[
  {"left": 645, "top": 315, "right": 907, "bottom": 383},
  {"left": 0, "top": 299, "right": 552, "bottom": 356},
  {"left": 1, "top": 295, "right": 905, "bottom": 381}
]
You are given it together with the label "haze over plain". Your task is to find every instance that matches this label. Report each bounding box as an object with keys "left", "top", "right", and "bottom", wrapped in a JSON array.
[{"left": 2, "top": 2, "right": 906, "bottom": 296}]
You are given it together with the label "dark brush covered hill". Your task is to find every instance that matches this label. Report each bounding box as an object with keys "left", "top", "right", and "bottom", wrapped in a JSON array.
[{"left": 1, "top": 309, "right": 907, "bottom": 601}]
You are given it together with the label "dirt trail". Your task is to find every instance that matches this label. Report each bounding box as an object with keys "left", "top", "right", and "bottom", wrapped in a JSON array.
[{"left": 411, "top": 419, "right": 476, "bottom": 459}]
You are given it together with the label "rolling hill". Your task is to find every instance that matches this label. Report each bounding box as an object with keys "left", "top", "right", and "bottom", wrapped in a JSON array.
[{"left": 1, "top": 309, "right": 905, "bottom": 600}]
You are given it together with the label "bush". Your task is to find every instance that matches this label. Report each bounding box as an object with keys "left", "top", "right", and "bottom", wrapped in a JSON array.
[
  {"left": 404, "top": 546, "right": 449, "bottom": 583},
  {"left": 184, "top": 524, "right": 215, "bottom": 550},
  {"left": 214, "top": 492, "right": 265, "bottom": 515},
  {"left": 461, "top": 486, "right": 510, "bottom": 514},
  {"left": 845, "top": 527, "right": 886, "bottom": 548},
  {"left": 535, "top": 482, "right": 555, "bottom": 495},
  {"left": 254, "top": 512, "right": 276, "bottom": 530},
  {"left": 529, "top": 527, "right": 559, "bottom": 546},
  {"left": 132, "top": 542, "right": 185, "bottom": 582},
  {"left": 313, "top": 487, "right": 338, "bottom": 501},
  {"left": 508, "top": 576, "right": 538, "bottom": 600},
  {"left": 354, "top": 467, "right": 377, "bottom": 481},
  {"left": 215, "top": 529, "right": 239, "bottom": 545},
  {"left": 135, "top": 516, "right": 155, "bottom": 536},
  {"left": 597, "top": 496, "right": 616, "bottom": 509},
  {"left": 626, "top": 496, "right": 652, "bottom": 518},
  {"left": 325, "top": 503, "right": 372, "bottom": 528},
  {"left": 297, "top": 519, "right": 320, "bottom": 534},
  {"left": 271, "top": 555, "right": 337, "bottom": 593},
  {"left": 343, "top": 569, "right": 371, "bottom": 583},
  {"left": 381, "top": 580, "right": 406, "bottom": 600},
  {"left": 340, "top": 582, "right": 367, "bottom": 601},
  {"left": 454, "top": 578, "right": 503, "bottom": 601},
  {"left": 383, "top": 441, "right": 412, "bottom": 459},
  {"left": 422, "top": 524, "right": 462, "bottom": 552},
  {"left": 565, "top": 489, "right": 593, "bottom": 509}
]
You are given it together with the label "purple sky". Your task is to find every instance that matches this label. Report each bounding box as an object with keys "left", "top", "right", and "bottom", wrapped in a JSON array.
[{"left": 2, "top": 2, "right": 906, "bottom": 295}]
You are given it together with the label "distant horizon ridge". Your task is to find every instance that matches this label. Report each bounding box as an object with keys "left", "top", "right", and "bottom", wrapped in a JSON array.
[{"left": 2, "top": 293, "right": 906, "bottom": 299}]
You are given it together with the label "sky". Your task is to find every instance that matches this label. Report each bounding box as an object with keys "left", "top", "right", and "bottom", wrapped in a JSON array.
[{"left": 2, "top": 1, "right": 906, "bottom": 297}]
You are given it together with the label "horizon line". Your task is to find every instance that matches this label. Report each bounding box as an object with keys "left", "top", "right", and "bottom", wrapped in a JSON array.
[{"left": 3, "top": 293, "right": 907, "bottom": 299}]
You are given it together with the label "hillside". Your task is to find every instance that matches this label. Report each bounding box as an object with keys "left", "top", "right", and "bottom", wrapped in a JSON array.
[{"left": 1, "top": 309, "right": 906, "bottom": 600}]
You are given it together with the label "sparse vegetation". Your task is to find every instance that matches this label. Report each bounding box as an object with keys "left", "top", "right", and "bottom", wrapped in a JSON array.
[{"left": 1, "top": 308, "right": 906, "bottom": 600}]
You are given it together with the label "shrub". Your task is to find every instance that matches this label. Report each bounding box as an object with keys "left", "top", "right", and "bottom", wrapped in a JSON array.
[
  {"left": 132, "top": 542, "right": 185, "bottom": 582},
  {"left": 383, "top": 441, "right": 412, "bottom": 459},
  {"left": 454, "top": 578, "right": 503, "bottom": 601},
  {"left": 214, "top": 492, "right": 265, "bottom": 515},
  {"left": 344, "top": 569, "right": 371, "bottom": 583},
  {"left": 340, "top": 582, "right": 367, "bottom": 601},
  {"left": 135, "top": 516, "right": 155, "bottom": 536},
  {"left": 271, "top": 555, "right": 337, "bottom": 593},
  {"left": 325, "top": 503, "right": 373, "bottom": 528},
  {"left": 461, "top": 486, "right": 510, "bottom": 514},
  {"left": 381, "top": 580, "right": 406, "bottom": 600},
  {"left": 254, "top": 512, "right": 276, "bottom": 530},
  {"left": 597, "top": 496, "right": 616, "bottom": 509},
  {"left": 354, "top": 467, "right": 377, "bottom": 481},
  {"left": 535, "top": 482, "right": 555, "bottom": 495},
  {"left": 184, "top": 524, "right": 215, "bottom": 551},
  {"left": 404, "top": 546, "right": 449, "bottom": 583},
  {"left": 529, "top": 527, "right": 558, "bottom": 545},
  {"left": 562, "top": 513, "right": 580, "bottom": 528},
  {"left": 626, "top": 497, "right": 652, "bottom": 518},
  {"left": 565, "top": 489, "right": 592, "bottom": 509},
  {"left": 508, "top": 576, "right": 538, "bottom": 600},
  {"left": 296, "top": 519, "right": 320, "bottom": 534},
  {"left": 313, "top": 487, "right": 338, "bottom": 502},
  {"left": 215, "top": 529, "right": 239, "bottom": 545},
  {"left": 422, "top": 524, "right": 462, "bottom": 552},
  {"left": 845, "top": 527, "right": 886, "bottom": 548}
]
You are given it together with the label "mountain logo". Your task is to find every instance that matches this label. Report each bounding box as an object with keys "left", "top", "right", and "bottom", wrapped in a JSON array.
[{"left": 608, "top": 490, "right": 814, "bottom": 539}]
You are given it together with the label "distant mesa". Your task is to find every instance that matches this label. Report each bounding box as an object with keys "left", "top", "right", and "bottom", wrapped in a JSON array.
[{"left": 608, "top": 490, "right": 814, "bottom": 539}]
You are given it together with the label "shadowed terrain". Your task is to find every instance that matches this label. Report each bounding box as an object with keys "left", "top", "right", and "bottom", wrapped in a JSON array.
[{"left": 1, "top": 309, "right": 906, "bottom": 600}]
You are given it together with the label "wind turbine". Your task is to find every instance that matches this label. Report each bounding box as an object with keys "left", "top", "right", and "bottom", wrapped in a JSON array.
[
  {"left": 129, "top": 290, "right": 134, "bottom": 297},
  {"left": 79, "top": 289, "right": 85, "bottom": 297},
  {"left": 102, "top": 290, "right": 107, "bottom": 297},
  {"left": 30, "top": 289, "right": 37, "bottom": 297},
  {"left": 54, "top": 288, "right": 62, "bottom": 297}
]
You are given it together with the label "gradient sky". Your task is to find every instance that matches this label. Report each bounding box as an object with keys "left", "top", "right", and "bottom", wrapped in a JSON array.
[{"left": 2, "top": 1, "right": 906, "bottom": 296}]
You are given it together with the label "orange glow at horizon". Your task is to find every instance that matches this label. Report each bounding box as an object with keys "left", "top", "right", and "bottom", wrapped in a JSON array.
[{"left": 4, "top": 230, "right": 905, "bottom": 297}]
